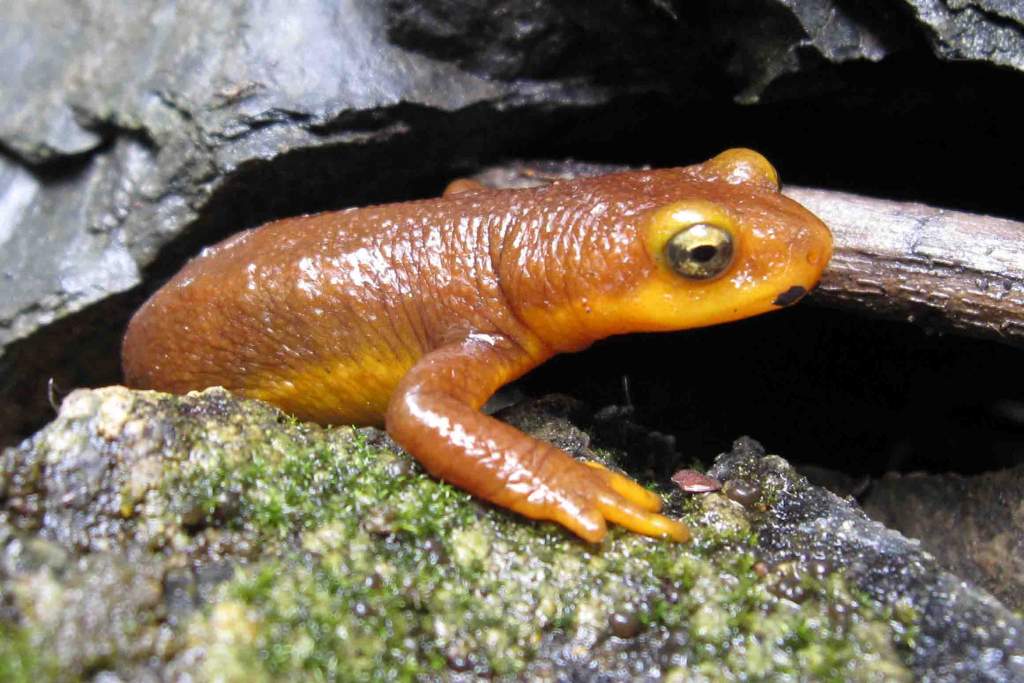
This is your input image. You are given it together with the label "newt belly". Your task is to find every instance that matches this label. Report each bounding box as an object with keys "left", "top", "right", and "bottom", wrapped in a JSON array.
[{"left": 122, "top": 149, "right": 832, "bottom": 543}]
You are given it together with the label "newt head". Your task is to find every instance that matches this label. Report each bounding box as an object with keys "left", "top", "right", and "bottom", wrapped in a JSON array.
[
  {"left": 637, "top": 148, "right": 832, "bottom": 328},
  {"left": 515, "top": 148, "right": 833, "bottom": 349}
]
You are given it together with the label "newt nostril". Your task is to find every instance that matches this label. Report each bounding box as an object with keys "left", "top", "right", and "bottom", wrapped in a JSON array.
[{"left": 773, "top": 285, "right": 807, "bottom": 307}]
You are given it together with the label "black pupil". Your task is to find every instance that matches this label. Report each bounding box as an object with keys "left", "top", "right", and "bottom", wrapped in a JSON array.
[{"left": 689, "top": 244, "right": 718, "bottom": 263}]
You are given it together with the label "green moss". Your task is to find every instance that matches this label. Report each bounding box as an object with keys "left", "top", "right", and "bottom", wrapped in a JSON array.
[
  {"left": 0, "top": 623, "right": 58, "bottom": 683},
  {"left": 165, "top": 424, "right": 913, "bottom": 679},
  {"left": 4, "top": 389, "right": 920, "bottom": 680},
  {"left": 884, "top": 597, "right": 921, "bottom": 652}
]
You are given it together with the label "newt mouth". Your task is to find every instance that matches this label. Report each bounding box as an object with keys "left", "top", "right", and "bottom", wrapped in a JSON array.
[{"left": 772, "top": 286, "right": 808, "bottom": 307}]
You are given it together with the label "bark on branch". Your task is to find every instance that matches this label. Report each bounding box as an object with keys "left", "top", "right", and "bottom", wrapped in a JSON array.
[
  {"left": 785, "top": 186, "right": 1024, "bottom": 348},
  {"left": 472, "top": 162, "right": 1024, "bottom": 349}
]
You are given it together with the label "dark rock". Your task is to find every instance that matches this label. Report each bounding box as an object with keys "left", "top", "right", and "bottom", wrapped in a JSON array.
[
  {"left": 710, "top": 437, "right": 1024, "bottom": 682},
  {"left": 0, "top": 0, "right": 533, "bottom": 445},
  {"left": 904, "top": 0, "right": 1024, "bottom": 69},
  {"left": 382, "top": 0, "right": 901, "bottom": 99},
  {"left": 0, "top": 2, "right": 104, "bottom": 162},
  {"left": 862, "top": 466, "right": 1024, "bottom": 612},
  {"left": 796, "top": 463, "right": 872, "bottom": 499},
  {"left": 382, "top": 0, "right": 1024, "bottom": 101}
]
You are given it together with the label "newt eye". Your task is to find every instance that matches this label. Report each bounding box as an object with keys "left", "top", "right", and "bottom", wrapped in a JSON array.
[{"left": 664, "top": 224, "right": 735, "bottom": 280}]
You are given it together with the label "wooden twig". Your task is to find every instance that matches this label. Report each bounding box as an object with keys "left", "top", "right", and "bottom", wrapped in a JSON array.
[
  {"left": 786, "top": 187, "right": 1024, "bottom": 348},
  {"left": 472, "top": 162, "right": 1024, "bottom": 349}
]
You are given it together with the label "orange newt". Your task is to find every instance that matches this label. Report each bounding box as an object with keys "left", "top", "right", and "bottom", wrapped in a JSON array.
[{"left": 122, "top": 149, "right": 832, "bottom": 543}]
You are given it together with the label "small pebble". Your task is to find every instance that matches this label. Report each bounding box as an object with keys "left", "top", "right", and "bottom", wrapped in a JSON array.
[
  {"left": 361, "top": 508, "right": 397, "bottom": 536},
  {"left": 772, "top": 573, "right": 807, "bottom": 603},
  {"left": 445, "top": 644, "right": 472, "bottom": 672},
  {"left": 660, "top": 578, "right": 681, "bottom": 604},
  {"left": 384, "top": 457, "right": 415, "bottom": 479},
  {"left": 163, "top": 568, "right": 197, "bottom": 616},
  {"left": 180, "top": 503, "right": 207, "bottom": 529},
  {"left": 807, "top": 558, "right": 832, "bottom": 578},
  {"left": 609, "top": 609, "right": 642, "bottom": 638},
  {"left": 723, "top": 478, "right": 762, "bottom": 509},
  {"left": 422, "top": 537, "right": 449, "bottom": 565}
]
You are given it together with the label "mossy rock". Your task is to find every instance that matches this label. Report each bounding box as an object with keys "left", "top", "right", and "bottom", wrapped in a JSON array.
[{"left": 1, "top": 387, "right": 1018, "bottom": 680}]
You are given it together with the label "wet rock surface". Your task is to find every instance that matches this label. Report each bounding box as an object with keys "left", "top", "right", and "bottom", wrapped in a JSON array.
[
  {"left": 861, "top": 466, "right": 1024, "bottom": 613},
  {"left": 710, "top": 439, "right": 1024, "bottom": 682},
  {"left": 1, "top": 388, "right": 1021, "bottom": 679},
  {"left": 903, "top": 0, "right": 1024, "bottom": 69}
]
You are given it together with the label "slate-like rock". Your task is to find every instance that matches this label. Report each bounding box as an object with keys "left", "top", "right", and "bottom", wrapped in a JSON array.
[
  {"left": 710, "top": 438, "right": 1024, "bottom": 682},
  {"left": 0, "top": 0, "right": 501, "bottom": 353},
  {"left": 862, "top": 466, "right": 1024, "bottom": 612},
  {"left": 905, "top": 0, "right": 1024, "bottom": 69}
]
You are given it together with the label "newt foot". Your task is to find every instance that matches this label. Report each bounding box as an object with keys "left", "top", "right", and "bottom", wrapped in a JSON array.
[{"left": 547, "top": 460, "right": 691, "bottom": 544}]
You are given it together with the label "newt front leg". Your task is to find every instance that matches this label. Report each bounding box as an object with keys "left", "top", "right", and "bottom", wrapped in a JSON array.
[{"left": 385, "top": 333, "right": 690, "bottom": 543}]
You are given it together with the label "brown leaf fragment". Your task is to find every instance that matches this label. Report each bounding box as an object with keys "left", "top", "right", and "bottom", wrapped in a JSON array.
[{"left": 671, "top": 469, "right": 722, "bottom": 493}]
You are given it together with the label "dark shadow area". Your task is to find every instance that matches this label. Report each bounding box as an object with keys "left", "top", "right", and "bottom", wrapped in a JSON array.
[
  {"left": 528, "top": 54, "right": 1024, "bottom": 221},
  {"left": 516, "top": 305, "right": 1024, "bottom": 476}
]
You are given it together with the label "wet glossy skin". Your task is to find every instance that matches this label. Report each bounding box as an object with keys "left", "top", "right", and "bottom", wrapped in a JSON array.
[{"left": 123, "top": 149, "right": 832, "bottom": 543}]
